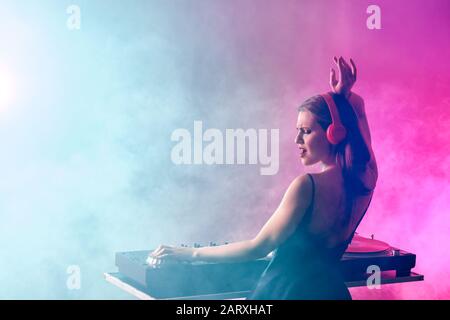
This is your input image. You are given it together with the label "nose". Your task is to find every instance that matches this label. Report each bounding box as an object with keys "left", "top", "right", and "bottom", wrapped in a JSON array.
[{"left": 295, "top": 130, "right": 304, "bottom": 145}]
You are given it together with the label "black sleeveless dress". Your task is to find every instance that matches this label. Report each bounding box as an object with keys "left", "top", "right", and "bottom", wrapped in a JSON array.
[{"left": 248, "top": 174, "right": 355, "bottom": 300}]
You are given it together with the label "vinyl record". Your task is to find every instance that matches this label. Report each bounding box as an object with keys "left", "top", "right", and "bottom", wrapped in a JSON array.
[{"left": 346, "top": 234, "right": 391, "bottom": 253}]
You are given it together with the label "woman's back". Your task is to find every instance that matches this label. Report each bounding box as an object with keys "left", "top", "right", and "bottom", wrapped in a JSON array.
[
  {"left": 307, "top": 170, "right": 374, "bottom": 249},
  {"left": 248, "top": 173, "right": 356, "bottom": 300}
]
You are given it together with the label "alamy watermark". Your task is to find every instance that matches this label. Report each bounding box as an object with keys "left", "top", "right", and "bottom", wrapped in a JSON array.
[
  {"left": 171, "top": 121, "right": 279, "bottom": 175},
  {"left": 66, "top": 265, "right": 81, "bottom": 290},
  {"left": 366, "top": 264, "right": 381, "bottom": 289},
  {"left": 66, "top": 5, "right": 81, "bottom": 30},
  {"left": 367, "top": 4, "right": 381, "bottom": 30}
]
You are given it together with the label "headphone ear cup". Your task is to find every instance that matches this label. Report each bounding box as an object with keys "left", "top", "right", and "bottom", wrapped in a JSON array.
[{"left": 327, "top": 124, "right": 347, "bottom": 145}]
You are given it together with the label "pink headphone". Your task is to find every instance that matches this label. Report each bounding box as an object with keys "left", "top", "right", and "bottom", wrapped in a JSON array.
[{"left": 320, "top": 93, "right": 347, "bottom": 145}]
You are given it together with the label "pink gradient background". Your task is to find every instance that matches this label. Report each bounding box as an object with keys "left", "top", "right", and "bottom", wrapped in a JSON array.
[
  {"left": 211, "top": 0, "right": 450, "bottom": 299},
  {"left": 284, "top": 0, "right": 450, "bottom": 299}
]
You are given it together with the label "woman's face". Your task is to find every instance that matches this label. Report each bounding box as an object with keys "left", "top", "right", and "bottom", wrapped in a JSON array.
[{"left": 295, "top": 110, "right": 332, "bottom": 166}]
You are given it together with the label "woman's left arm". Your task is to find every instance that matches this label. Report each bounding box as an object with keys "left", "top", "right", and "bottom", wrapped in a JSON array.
[{"left": 150, "top": 175, "right": 313, "bottom": 264}]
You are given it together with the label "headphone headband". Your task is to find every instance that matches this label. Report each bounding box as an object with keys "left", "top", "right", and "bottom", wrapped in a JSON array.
[
  {"left": 320, "top": 93, "right": 347, "bottom": 144},
  {"left": 321, "top": 93, "right": 342, "bottom": 126}
]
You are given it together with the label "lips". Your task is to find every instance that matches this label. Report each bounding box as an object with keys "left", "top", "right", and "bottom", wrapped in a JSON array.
[{"left": 299, "top": 147, "right": 307, "bottom": 157}]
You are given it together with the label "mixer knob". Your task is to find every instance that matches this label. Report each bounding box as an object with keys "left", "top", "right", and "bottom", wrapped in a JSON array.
[{"left": 194, "top": 243, "right": 201, "bottom": 248}]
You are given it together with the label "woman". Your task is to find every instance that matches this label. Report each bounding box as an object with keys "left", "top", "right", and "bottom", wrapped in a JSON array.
[{"left": 149, "top": 57, "right": 378, "bottom": 299}]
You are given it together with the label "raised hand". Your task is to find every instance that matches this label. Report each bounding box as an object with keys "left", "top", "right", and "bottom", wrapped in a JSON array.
[{"left": 329, "top": 56, "right": 357, "bottom": 98}]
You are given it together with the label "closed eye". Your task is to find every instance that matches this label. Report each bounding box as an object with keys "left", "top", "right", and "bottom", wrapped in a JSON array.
[{"left": 298, "top": 128, "right": 311, "bottom": 134}]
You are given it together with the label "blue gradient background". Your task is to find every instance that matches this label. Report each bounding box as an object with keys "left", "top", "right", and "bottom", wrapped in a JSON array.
[{"left": 0, "top": 0, "right": 286, "bottom": 299}]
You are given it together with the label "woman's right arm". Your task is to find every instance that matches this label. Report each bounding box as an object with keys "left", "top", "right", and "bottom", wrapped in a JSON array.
[
  {"left": 348, "top": 92, "right": 378, "bottom": 189},
  {"left": 330, "top": 57, "right": 378, "bottom": 189}
]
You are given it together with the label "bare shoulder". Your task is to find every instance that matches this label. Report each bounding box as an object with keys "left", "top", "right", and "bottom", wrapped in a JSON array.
[
  {"left": 285, "top": 174, "right": 314, "bottom": 204},
  {"left": 291, "top": 174, "right": 314, "bottom": 190}
]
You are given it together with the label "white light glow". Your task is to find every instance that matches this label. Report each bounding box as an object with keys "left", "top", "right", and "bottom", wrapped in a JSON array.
[{"left": 0, "top": 68, "right": 15, "bottom": 108}]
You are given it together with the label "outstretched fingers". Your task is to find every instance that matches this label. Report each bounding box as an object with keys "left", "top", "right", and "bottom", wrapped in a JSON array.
[
  {"left": 333, "top": 56, "right": 345, "bottom": 84},
  {"left": 340, "top": 57, "right": 355, "bottom": 85},
  {"left": 150, "top": 244, "right": 173, "bottom": 257},
  {"left": 340, "top": 57, "right": 351, "bottom": 76},
  {"left": 330, "top": 68, "right": 338, "bottom": 88},
  {"left": 349, "top": 58, "right": 357, "bottom": 81}
]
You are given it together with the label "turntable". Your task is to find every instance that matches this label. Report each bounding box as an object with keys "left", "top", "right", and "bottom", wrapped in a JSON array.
[
  {"left": 105, "top": 234, "right": 423, "bottom": 299},
  {"left": 340, "top": 234, "right": 422, "bottom": 284}
]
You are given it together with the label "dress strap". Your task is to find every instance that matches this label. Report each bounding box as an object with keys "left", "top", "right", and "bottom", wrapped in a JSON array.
[{"left": 306, "top": 173, "right": 315, "bottom": 213}]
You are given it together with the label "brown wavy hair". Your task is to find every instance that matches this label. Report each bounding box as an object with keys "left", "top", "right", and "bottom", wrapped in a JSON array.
[{"left": 297, "top": 92, "right": 373, "bottom": 222}]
